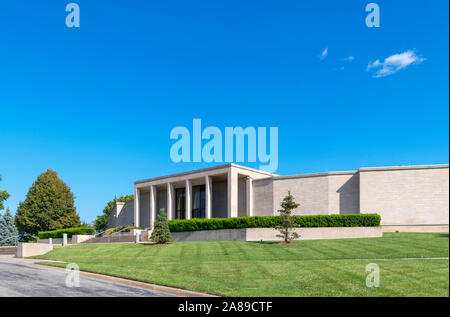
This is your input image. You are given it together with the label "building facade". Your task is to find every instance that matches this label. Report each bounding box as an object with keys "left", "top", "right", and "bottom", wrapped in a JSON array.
[{"left": 107, "top": 163, "right": 449, "bottom": 231}]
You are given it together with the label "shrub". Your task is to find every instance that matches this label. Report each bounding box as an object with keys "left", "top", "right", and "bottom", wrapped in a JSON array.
[
  {"left": 276, "top": 191, "right": 301, "bottom": 243},
  {"left": 150, "top": 209, "right": 172, "bottom": 244},
  {"left": 168, "top": 214, "right": 381, "bottom": 232},
  {"left": 38, "top": 227, "right": 94, "bottom": 239}
]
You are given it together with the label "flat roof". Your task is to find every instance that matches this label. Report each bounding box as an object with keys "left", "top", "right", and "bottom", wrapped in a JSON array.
[
  {"left": 270, "top": 170, "right": 356, "bottom": 180},
  {"left": 135, "top": 163, "right": 275, "bottom": 184},
  {"left": 135, "top": 163, "right": 449, "bottom": 184},
  {"left": 358, "top": 164, "right": 449, "bottom": 172},
  {"left": 256, "top": 164, "right": 449, "bottom": 181}
]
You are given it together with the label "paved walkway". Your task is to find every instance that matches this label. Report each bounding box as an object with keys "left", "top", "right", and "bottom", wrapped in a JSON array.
[{"left": 0, "top": 255, "right": 173, "bottom": 297}]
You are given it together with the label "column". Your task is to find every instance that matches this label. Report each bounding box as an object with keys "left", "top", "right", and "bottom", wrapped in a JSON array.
[
  {"left": 167, "top": 183, "right": 174, "bottom": 220},
  {"left": 246, "top": 176, "right": 253, "bottom": 217},
  {"left": 150, "top": 185, "right": 156, "bottom": 228},
  {"left": 134, "top": 187, "right": 140, "bottom": 227},
  {"left": 205, "top": 175, "right": 212, "bottom": 218},
  {"left": 227, "top": 169, "right": 238, "bottom": 217},
  {"left": 185, "top": 179, "right": 192, "bottom": 219}
]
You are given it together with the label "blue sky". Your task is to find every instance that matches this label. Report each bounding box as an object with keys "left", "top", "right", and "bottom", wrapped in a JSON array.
[{"left": 0, "top": 0, "right": 448, "bottom": 223}]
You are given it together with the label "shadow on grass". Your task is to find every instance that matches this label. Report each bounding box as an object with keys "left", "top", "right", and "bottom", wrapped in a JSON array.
[
  {"left": 141, "top": 242, "right": 174, "bottom": 247},
  {"left": 247, "top": 240, "right": 304, "bottom": 245}
]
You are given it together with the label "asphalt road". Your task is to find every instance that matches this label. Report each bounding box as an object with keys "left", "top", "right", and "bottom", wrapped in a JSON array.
[{"left": 0, "top": 256, "right": 172, "bottom": 297}]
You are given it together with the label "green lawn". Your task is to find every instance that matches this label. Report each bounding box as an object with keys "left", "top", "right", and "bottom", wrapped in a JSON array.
[{"left": 34, "top": 233, "right": 449, "bottom": 297}]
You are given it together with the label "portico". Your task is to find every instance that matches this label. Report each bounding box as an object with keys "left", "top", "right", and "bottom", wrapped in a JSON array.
[{"left": 133, "top": 164, "right": 273, "bottom": 228}]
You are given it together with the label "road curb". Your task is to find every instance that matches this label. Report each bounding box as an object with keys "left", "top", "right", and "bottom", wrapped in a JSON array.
[{"left": 33, "top": 261, "right": 216, "bottom": 297}]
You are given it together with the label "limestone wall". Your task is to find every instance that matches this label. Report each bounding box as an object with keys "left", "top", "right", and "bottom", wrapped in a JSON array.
[
  {"left": 359, "top": 165, "right": 449, "bottom": 226},
  {"left": 252, "top": 178, "right": 273, "bottom": 216},
  {"left": 328, "top": 173, "right": 360, "bottom": 214},
  {"left": 16, "top": 243, "right": 53, "bottom": 258},
  {"left": 107, "top": 199, "right": 135, "bottom": 229},
  {"left": 255, "top": 165, "right": 448, "bottom": 228},
  {"left": 272, "top": 174, "right": 329, "bottom": 215},
  {"left": 171, "top": 227, "right": 382, "bottom": 242},
  {"left": 72, "top": 235, "right": 95, "bottom": 244}
]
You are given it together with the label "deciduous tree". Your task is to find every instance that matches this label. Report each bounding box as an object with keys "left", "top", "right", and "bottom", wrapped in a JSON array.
[
  {"left": 14, "top": 169, "right": 80, "bottom": 238},
  {"left": 0, "top": 175, "right": 10, "bottom": 211}
]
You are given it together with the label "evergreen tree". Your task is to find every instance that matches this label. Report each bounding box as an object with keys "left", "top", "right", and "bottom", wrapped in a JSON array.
[
  {"left": 150, "top": 209, "right": 172, "bottom": 244},
  {"left": 0, "top": 211, "right": 4, "bottom": 244},
  {"left": 275, "top": 191, "right": 300, "bottom": 243},
  {"left": 14, "top": 169, "right": 81, "bottom": 238},
  {"left": 0, "top": 175, "right": 10, "bottom": 211},
  {"left": 0, "top": 208, "right": 19, "bottom": 246}
]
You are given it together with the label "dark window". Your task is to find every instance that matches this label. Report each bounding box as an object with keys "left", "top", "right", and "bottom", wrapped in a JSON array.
[
  {"left": 192, "top": 185, "right": 206, "bottom": 218},
  {"left": 175, "top": 188, "right": 186, "bottom": 219}
]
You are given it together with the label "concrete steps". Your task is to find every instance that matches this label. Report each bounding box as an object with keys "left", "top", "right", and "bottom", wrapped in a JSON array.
[
  {"left": 80, "top": 228, "right": 153, "bottom": 244},
  {"left": 141, "top": 229, "right": 152, "bottom": 242}
]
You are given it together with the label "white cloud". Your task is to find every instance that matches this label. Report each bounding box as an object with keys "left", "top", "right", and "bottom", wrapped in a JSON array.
[
  {"left": 319, "top": 47, "right": 328, "bottom": 60},
  {"left": 367, "top": 50, "right": 425, "bottom": 77},
  {"left": 343, "top": 55, "right": 355, "bottom": 62}
]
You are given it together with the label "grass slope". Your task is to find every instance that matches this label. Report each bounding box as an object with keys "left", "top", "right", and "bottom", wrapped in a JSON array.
[{"left": 34, "top": 233, "right": 449, "bottom": 297}]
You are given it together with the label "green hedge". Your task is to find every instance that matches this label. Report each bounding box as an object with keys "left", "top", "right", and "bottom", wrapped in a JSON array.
[
  {"left": 168, "top": 214, "right": 381, "bottom": 232},
  {"left": 38, "top": 227, "right": 95, "bottom": 239}
]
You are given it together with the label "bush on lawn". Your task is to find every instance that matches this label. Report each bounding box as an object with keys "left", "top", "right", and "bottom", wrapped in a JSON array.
[
  {"left": 150, "top": 209, "right": 172, "bottom": 244},
  {"left": 38, "top": 227, "right": 94, "bottom": 239},
  {"left": 168, "top": 214, "right": 381, "bottom": 232},
  {"left": 276, "top": 191, "right": 301, "bottom": 243}
]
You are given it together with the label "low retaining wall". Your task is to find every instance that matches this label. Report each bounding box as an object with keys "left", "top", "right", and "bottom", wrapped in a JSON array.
[
  {"left": 140, "top": 230, "right": 151, "bottom": 241},
  {"left": 36, "top": 238, "right": 73, "bottom": 245},
  {"left": 129, "top": 229, "right": 144, "bottom": 236},
  {"left": 72, "top": 235, "right": 95, "bottom": 244},
  {"left": 382, "top": 225, "right": 449, "bottom": 233},
  {"left": 16, "top": 243, "right": 53, "bottom": 258},
  {"left": 171, "top": 227, "right": 382, "bottom": 242},
  {"left": 0, "top": 246, "right": 17, "bottom": 255},
  {"left": 81, "top": 235, "right": 136, "bottom": 244}
]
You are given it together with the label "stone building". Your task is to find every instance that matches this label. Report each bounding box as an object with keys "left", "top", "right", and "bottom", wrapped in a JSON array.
[{"left": 107, "top": 163, "right": 449, "bottom": 232}]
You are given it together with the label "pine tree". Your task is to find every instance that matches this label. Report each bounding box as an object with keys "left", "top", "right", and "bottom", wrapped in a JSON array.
[
  {"left": 0, "top": 208, "right": 19, "bottom": 246},
  {"left": 275, "top": 191, "right": 300, "bottom": 243},
  {"left": 0, "top": 211, "right": 3, "bottom": 244},
  {"left": 150, "top": 209, "right": 172, "bottom": 244},
  {"left": 14, "top": 169, "right": 81, "bottom": 238}
]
